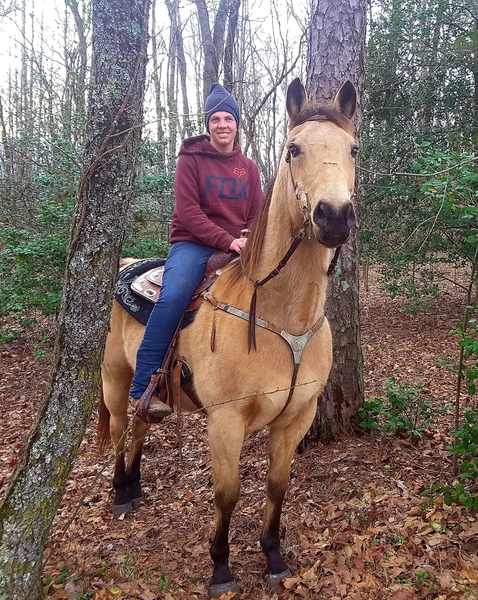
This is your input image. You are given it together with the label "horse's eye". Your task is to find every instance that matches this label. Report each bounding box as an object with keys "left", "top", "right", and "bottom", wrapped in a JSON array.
[
  {"left": 289, "top": 142, "right": 300, "bottom": 158},
  {"left": 351, "top": 144, "right": 360, "bottom": 158}
]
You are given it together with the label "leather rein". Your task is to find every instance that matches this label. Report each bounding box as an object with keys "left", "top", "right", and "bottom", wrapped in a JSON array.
[{"left": 204, "top": 139, "right": 342, "bottom": 413}]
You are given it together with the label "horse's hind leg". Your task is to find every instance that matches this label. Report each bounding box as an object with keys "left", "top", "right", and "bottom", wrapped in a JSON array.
[
  {"left": 207, "top": 414, "right": 244, "bottom": 599},
  {"left": 103, "top": 370, "right": 150, "bottom": 514},
  {"left": 261, "top": 401, "right": 318, "bottom": 588},
  {"left": 126, "top": 415, "right": 151, "bottom": 506},
  {"left": 110, "top": 410, "right": 150, "bottom": 514}
]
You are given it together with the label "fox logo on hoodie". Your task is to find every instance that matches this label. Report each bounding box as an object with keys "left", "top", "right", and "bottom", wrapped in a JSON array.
[{"left": 203, "top": 175, "right": 249, "bottom": 201}]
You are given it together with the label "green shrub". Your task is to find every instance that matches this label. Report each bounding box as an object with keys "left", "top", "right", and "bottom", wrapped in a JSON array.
[
  {"left": 0, "top": 223, "right": 70, "bottom": 318},
  {"left": 450, "top": 305, "right": 478, "bottom": 395},
  {"left": 420, "top": 409, "right": 478, "bottom": 509},
  {"left": 449, "top": 408, "right": 478, "bottom": 481},
  {"left": 0, "top": 135, "right": 176, "bottom": 336},
  {"left": 359, "top": 377, "right": 434, "bottom": 441},
  {"left": 121, "top": 234, "right": 170, "bottom": 259}
]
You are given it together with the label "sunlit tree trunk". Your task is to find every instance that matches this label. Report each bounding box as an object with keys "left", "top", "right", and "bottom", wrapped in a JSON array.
[
  {"left": 0, "top": 1, "right": 150, "bottom": 597},
  {"left": 304, "top": 0, "right": 366, "bottom": 443}
]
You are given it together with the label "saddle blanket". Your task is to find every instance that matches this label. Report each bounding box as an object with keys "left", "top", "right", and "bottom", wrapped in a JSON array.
[{"left": 115, "top": 258, "right": 166, "bottom": 325}]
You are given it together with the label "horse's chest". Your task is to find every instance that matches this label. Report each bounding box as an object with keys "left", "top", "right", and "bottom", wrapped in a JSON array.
[{"left": 180, "top": 307, "right": 331, "bottom": 414}]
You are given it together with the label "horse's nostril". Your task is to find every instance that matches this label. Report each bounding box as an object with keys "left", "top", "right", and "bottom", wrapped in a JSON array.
[{"left": 314, "top": 202, "right": 327, "bottom": 227}]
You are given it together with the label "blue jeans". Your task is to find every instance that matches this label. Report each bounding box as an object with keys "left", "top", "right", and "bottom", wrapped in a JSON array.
[{"left": 130, "top": 241, "right": 217, "bottom": 398}]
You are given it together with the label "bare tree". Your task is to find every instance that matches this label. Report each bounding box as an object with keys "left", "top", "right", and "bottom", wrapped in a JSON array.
[
  {"left": 235, "top": 0, "right": 309, "bottom": 180},
  {"left": 305, "top": 0, "right": 367, "bottom": 442},
  {"left": 64, "top": 0, "right": 89, "bottom": 142},
  {"left": 192, "top": 0, "right": 241, "bottom": 98},
  {"left": 223, "top": 0, "right": 240, "bottom": 89},
  {"left": 0, "top": 0, "right": 15, "bottom": 17},
  {"left": 171, "top": 3, "right": 191, "bottom": 137},
  {"left": 165, "top": 0, "right": 180, "bottom": 159},
  {"left": 0, "top": 1, "right": 150, "bottom": 596},
  {"left": 151, "top": 0, "right": 166, "bottom": 168}
]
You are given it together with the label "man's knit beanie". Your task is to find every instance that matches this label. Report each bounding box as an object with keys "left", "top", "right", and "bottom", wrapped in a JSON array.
[{"left": 204, "top": 83, "right": 240, "bottom": 132}]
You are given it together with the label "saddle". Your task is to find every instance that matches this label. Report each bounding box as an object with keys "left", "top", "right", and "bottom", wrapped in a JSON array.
[
  {"left": 130, "top": 251, "right": 233, "bottom": 312},
  {"left": 132, "top": 251, "right": 236, "bottom": 422}
]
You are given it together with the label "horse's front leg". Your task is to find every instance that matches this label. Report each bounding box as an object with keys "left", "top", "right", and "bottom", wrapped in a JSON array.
[
  {"left": 261, "top": 400, "right": 317, "bottom": 588},
  {"left": 207, "top": 412, "right": 245, "bottom": 599},
  {"left": 103, "top": 370, "right": 151, "bottom": 515}
]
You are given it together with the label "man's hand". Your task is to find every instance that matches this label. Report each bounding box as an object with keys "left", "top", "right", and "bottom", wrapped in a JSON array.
[{"left": 229, "top": 237, "right": 247, "bottom": 253}]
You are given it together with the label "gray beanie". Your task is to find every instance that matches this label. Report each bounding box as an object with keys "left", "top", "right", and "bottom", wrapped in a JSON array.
[{"left": 204, "top": 83, "right": 240, "bottom": 132}]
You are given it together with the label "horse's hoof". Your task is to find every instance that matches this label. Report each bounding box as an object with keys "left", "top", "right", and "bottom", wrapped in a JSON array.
[
  {"left": 112, "top": 501, "right": 133, "bottom": 515},
  {"left": 265, "top": 568, "right": 292, "bottom": 591},
  {"left": 208, "top": 580, "right": 240, "bottom": 599},
  {"left": 131, "top": 496, "right": 143, "bottom": 508}
]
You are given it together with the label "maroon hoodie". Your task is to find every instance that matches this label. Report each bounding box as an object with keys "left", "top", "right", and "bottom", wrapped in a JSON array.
[{"left": 170, "top": 135, "right": 263, "bottom": 252}]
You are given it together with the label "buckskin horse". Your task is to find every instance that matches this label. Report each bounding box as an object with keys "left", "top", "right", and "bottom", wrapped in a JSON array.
[{"left": 97, "top": 78, "right": 358, "bottom": 598}]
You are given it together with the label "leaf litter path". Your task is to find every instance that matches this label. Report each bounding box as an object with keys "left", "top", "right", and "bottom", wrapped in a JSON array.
[{"left": 1, "top": 272, "right": 478, "bottom": 600}]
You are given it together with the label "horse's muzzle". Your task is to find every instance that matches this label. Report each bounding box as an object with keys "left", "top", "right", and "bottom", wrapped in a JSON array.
[{"left": 313, "top": 200, "right": 356, "bottom": 248}]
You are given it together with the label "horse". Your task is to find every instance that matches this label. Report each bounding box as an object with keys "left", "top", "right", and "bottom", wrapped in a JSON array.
[{"left": 97, "top": 77, "right": 358, "bottom": 598}]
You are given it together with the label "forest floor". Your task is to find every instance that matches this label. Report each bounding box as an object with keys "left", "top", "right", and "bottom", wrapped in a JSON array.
[{"left": 2, "top": 269, "right": 478, "bottom": 600}]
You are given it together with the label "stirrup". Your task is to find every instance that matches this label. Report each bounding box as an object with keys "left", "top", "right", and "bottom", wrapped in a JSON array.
[{"left": 129, "top": 395, "right": 172, "bottom": 421}]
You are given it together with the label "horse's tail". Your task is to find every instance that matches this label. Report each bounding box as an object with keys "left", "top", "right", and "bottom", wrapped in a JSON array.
[{"left": 97, "top": 379, "right": 111, "bottom": 453}]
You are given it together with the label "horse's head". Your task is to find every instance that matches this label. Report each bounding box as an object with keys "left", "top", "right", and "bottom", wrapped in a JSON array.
[{"left": 284, "top": 78, "right": 358, "bottom": 248}]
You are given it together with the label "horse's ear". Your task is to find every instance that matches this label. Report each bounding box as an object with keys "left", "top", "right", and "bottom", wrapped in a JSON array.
[
  {"left": 333, "top": 80, "right": 357, "bottom": 120},
  {"left": 286, "top": 78, "right": 308, "bottom": 119}
]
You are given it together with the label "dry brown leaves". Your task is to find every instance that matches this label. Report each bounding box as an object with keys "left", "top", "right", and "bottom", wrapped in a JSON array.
[{"left": 2, "top": 271, "right": 478, "bottom": 599}]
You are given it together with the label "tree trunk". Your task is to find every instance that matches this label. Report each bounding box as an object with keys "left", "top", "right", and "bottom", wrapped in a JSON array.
[
  {"left": 304, "top": 0, "right": 366, "bottom": 444},
  {"left": 151, "top": 0, "right": 166, "bottom": 169},
  {"left": 223, "top": 0, "right": 240, "bottom": 90},
  {"left": 165, "top": 0, "right": 191, "bottom": 139},
  {"left": 192, "top": 0, "right": 241, "bottom": 98},
  {"left": 0, "top": 1, "right": 150, "bottom": 597},
  {"left": 165, "top": 0, "right": 180, "bottom": 160},
  {"left": 192, "top": 0, "right": 216, "bottom": 98},
  {"left": 65, "top": 0, "right": 89, "bottom": 143}
]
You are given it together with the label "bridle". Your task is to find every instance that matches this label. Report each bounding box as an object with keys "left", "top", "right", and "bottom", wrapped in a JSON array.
[
  {"left": 285, "top": 146, "right": 313, "bottom": 240},
  {"left": 244, "top": 139, "right": 344, "bottom": 351}
]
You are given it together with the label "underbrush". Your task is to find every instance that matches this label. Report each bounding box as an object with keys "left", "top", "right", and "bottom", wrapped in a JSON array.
[{"left": 359, "top": 377, "right": 478, "bottom": 511}]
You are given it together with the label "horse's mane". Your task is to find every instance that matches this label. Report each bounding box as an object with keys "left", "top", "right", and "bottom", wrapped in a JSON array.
[
  {"left": 224, "top": 104, "right": 353, "bottom": 288},
  {"left": 223, "top": 176, "right": 274, "bottom": 289}
]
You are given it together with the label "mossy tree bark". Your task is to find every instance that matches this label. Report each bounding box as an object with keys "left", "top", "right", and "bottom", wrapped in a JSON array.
[
  {"left": 304, "top": 0, "right": 367, "bottom": 444},
  {"left": 0, "top": 1, "right": 151, "bottom": 597}
]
